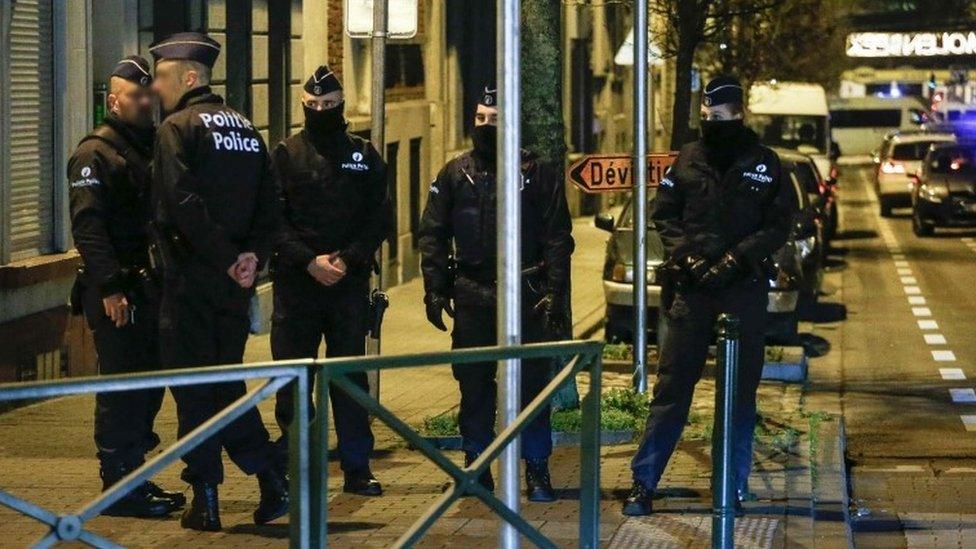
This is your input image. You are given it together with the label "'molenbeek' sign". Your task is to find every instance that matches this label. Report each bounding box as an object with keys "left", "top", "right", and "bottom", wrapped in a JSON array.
[{"left": 847, "top": 31, "right": 976, "bottom": 58}]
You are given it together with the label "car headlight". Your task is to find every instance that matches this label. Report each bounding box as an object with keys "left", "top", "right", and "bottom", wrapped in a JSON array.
[
  {"left": 795, "top": 235, "right": 817, "bottom": 260},
  {"left": 611, "top": 262, "right": 658, "bottom": 284},
  {"left": 920, "top": 182, "right": 949, "bottom": 203}
]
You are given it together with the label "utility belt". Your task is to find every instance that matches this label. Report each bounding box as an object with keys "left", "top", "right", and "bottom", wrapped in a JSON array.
[
  {"left": 453, "top": 261, "right": 547, "bottom": 308},
  {"left": 70, "top": 263, "right": 157, "bottom": 316},
  {"left": 147, "top": 221, "right": 193, "bottom": 276}
]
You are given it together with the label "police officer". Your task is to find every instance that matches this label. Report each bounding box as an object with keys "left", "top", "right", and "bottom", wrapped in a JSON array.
[
  {"left": 149, "top": 32, "right": 287, "bottom": 531},
  {"left": 418, "top": 86, "right": 574, "bottom": 502},
  {"left": 623, "top": 76, "right": 795, "bottom": 516},
  {"left": 270, "top": 65, "right": 389, "bottom": 495},
  {"left": 68, "top": 55, "right": 184, "bottom": 518}
]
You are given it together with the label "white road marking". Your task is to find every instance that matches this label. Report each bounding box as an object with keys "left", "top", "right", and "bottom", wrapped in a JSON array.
[
  {"left": 933, "top": 350, "right": 958, "bottom": 362},
  {"left": 908, "top": 296, "right": 926, "bottom": 305},
  {"left": 897, "top": 268, "right": 913, "bottom": 276},
  {"left": 918, "top": 320, "right": 939, "bottom": 330},
  {"left": 892, "top": 254, "right": 906, "bottom": 260},
  {"left": 912, "top": 307, "right": 931, "bottom": 316},
  {"left": 904, "top": 286, "right": 922, "bottom": 295},
  {"left": 962, "top": 416, "right": 976, "bottom": 431},
  {"left": 949, "top": 388, "right": 976, "bottom": 403},
  {"left": 962, "top": 237, "right": 974, "bottom": 243},
  {"left": 941, "top": 368, "right": 967, "bottom": 380},
  {"left": 895, "top": 260, "right": 910, "bottom": 268},
  {"left": 924, "top": 333, "right": 947, "bottom": 345},
  {"left": 901, "top": 276, "right": 918, "bottom": 285}
]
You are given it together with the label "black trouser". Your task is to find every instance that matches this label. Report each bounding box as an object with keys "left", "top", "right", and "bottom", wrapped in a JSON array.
[
  {"left": 82, "top": 278, "right": 163, "bottom": 471},
  {"left": 271, "top": 272, "right": 374, "bottom": 474},
  {"left": 631, "top": 279, "right": 767, "bottom": 492},
  {"left": 451, "top": 276, "right": 553, "bottom": 461},
  {"left": 159, "top": 262, "right": 276, "bottom": 485}
]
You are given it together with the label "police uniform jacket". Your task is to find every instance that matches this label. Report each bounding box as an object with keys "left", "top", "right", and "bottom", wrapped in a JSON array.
[
  {"left": 152, "top": 86, "right": 279, "bottom": 273},
  {"left": 652, "top": 128, "right": 795, "bottom": 274},
  {"left": 418, "top": 149, "right": 575, "bottom": 297},
  {"left": 272, "top": 128, "right": 390, "bottom": 278},
  {"left": 68, "top": 115, "right": 154, "bottom": 296}
]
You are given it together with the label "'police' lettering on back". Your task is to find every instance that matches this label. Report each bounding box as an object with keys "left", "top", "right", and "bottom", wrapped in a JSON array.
[{"left": 198, "top": 110, "right": 261, "bottom": 153}]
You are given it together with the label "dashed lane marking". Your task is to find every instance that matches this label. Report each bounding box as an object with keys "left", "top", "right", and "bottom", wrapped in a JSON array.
[
  {"left": 912, "top": 307, "right": 932, "bottom": 316},
  {"left": 949, "top": 388, "right": 976, "bottom": 403},
  {"left": 925, "top": 333, "right": 948, "bottom": 345},
  {"left": 918, "top": 320, "right": 939, "bottom": 330},
  {"left": 933, "top": 350, "right": 958, "bottom": 362},
  {"left": 894, "top": 260, "right": 910, "bottom": 268},
  {"left": 897, "top": 268, "right": 913, "bottom": 275},
  {"left": 962, "top": 416, "right": 976, "bottom": 431},
  {"left": 941, "top": 368, "right": 967, "bottom": 380},
  {"left": 904, "top": 286, "right": 922, "bottom": 295},
  {"left": 901, "top": 276, "right": 918, "bottom": 284},
  {"left": 908, "top": 296, "right": 926, "bottom": 305}
]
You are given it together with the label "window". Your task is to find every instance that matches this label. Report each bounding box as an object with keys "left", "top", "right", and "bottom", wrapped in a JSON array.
[
  {"left": 386, "top": 142, "right": 400, "bottom": 262},
  {"left": 793, "top": 162, "right": 821, "bottom": 194},
  {"left": 2, "top": 0, "right": 56, "bottom": 262},
  {"left": 385, "top": 44, "right": 425, "bottom": 93},
  {"left": 830, "top": 109, "right": 902, "bottom": 128},
  {"left": 748, "top": 114, "right": 827, "bottom": 153},
  {"left": 892, "top": 141, "right": 946, "bottom": 161},
  {"left": 409, "top": 138, "right": 422, "bottom": 249}
]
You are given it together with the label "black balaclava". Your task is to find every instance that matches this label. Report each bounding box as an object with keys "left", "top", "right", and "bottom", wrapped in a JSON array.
[
  {"left": 700, "top": 75, "right": 746, "bottom": 173},
  {"left": 472, "top": 85, "right": 498, "bottom": 161},
  {"left": 304, "top": 102, "right": 346, "bottom": 136}
]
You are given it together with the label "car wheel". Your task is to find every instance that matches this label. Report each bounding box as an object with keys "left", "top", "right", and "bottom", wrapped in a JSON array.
[{"left": 912, "top": 210, "right": 934, "bottom": 237}]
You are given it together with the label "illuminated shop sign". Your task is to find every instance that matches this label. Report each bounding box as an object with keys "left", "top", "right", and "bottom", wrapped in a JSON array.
[{"left": 847, "top": 32, "right": 976, "bottom": 57}]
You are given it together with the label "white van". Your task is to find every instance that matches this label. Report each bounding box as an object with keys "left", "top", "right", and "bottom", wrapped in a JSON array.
[
  {"left": 748, "top": 82, "right": 833, "bottom": 181},
  {"left": 828, "top": 96, "right": 928, "bottom": 156}
]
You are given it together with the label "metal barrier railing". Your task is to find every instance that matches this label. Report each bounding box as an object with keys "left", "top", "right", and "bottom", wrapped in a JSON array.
[{"left": 0, "top": 340, "right": 603, "bottom": 549}]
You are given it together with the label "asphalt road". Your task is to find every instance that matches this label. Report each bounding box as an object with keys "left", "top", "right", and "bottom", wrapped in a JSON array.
[{"left": 808, "top": 162, "right": 976, "bottom": 547}]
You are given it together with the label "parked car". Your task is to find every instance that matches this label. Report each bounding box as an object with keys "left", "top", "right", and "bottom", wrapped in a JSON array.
[
  {"left": 874, "top": 130, "right": 955, "bottom": 217},
  {"left": 910, "top": 143, "right": 976, "bottom": 236},
  {"left": 829, "top": 96, "right": 928, "bottom": 156},
  {"left": 596, "top": 184, "right": 811, "bottom": 345},
  {"left": 774, "top": 149, "right": 827, "bottom": 299}
]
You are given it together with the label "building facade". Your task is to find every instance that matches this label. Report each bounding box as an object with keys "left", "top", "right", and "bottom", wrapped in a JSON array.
[{"left": 0, "top": 0, "right": 650, "bottom": 383}]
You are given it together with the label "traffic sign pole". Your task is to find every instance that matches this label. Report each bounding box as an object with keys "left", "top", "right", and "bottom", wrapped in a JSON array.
[{"left": 633, "top": 0, "right": 649, "bottom": 394}]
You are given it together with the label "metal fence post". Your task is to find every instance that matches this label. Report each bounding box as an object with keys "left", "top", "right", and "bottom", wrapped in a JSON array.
[
  {"left": 289, "top": 367, "right": 311, "bottom": 549},
  {"left": 632, "top": 0, "right": 649, "bottom": 394},
  {"left": 712, "top": 314, "right": 740, "bottom": 549},
  {"left": 579, "top": 352, "right": 602, "bottom": 548},
  {"left": 310, "top": 368, "right": 331, "bottom": 548}
]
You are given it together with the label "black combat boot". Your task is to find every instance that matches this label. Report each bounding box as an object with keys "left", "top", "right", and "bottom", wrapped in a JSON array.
[
  {"left": 99, "top": 465, "right": 173, "bottom": 518},
  {"left": 143, "top": 480, "right": 187, "bottom": 510},
  {"left": 524, "top": 459, "right": 556, "bottom": 502},
  {"left": 253, "top": 467, "right": 289, "bottom": 525},
  {"left": 464, "top": 453, "right": 494, "bottom": 494},
  {"left": 180, "top": 482, "right": 221, "bottom": 531},
  {"left": 343, "top": 468, "right": 383, "bottom": 496},
  {"left": 622, "top": 480, "right": 654, "bottom": 516}
]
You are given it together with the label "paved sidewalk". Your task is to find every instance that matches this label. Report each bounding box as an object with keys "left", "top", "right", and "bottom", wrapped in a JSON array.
[{"left": 0, "top": 217, "right": 851, "bottom": 547}]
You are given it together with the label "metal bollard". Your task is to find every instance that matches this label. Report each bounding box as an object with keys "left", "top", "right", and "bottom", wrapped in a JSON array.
[{"left": 712, "top": 314, "right": 740, "bottom": 549}]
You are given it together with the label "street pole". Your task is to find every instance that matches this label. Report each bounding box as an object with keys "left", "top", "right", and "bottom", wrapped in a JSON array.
[
  {"left": 632, "top": 0, "right": 649, "bottom": 394},
  {"left": 712, "top": 314, "right": 740, "bottom": 549},
  {"left": 497, "top": 0, "right": 522, "bottom": 546},
  {"left": 367, "top": 0, "right": 389, "bottom": 398}
]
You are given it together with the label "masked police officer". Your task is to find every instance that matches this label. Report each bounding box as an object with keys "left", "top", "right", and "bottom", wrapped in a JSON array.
[
  {"left": 418, "top": 86, "right": 574, "bottom": 502},
  {"left": 623, "top": 76, "right": 795, "bottom": 516},
  {"left": 270, "top": 65, "right": 390, "bottom": 495},
  {"left": 149, "top": 32, "right": 286, "bottom": 531},
  {"left": 68, "top": 56, "right": 185, "bottom": 518}
]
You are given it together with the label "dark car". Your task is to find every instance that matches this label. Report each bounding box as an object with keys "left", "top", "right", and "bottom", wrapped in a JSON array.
[
  {"left": 911, "top": 143, "right": 976, "bottom": 236},
  {"left": 596, "top": 188, "right": 808, "bottom": 346},
  {"left": 774, "top": 149, "right": 827, "bottom": 300}
]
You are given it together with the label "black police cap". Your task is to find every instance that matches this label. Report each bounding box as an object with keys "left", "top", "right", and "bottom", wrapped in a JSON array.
[
  {"left": 479, "top": 85, "right": 497, "bottom": 108},
  {"left": 111, "top": 55, "right": 152, "bottom": 87},
  {"left": 304, "top": 65, "right": 342, "bottom": 96},
  {"left": 702, "top": 76, "right": 743, "bottom": 107},
  {"left": 149, "top": 32, "right": 221, "bottom": 68}
]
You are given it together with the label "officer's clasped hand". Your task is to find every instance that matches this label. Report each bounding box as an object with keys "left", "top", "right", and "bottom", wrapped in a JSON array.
[
  {"left": 700, "top": 251, "right": 743, "bottom": 290},
  {"left": 424, "top": 292, "right": 455, "bottom": 332},
  {"left": 533, "top": 293, "right": 567, "bottom": 336},
  {"left": 680, "top": 254, "right": 711, "bottom": 285},
  {"left": 307, "top": 253, "right": 347, "bottom": 286}
]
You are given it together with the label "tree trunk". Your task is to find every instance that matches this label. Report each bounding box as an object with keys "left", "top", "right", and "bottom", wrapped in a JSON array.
[{"left": 669, "top": 36, "right": 697, "bottom": 149}]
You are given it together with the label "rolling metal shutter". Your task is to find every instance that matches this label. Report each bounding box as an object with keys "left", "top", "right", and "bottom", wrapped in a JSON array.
[{"left": 8, "top": 0, "right": 54, "bottom": 261}]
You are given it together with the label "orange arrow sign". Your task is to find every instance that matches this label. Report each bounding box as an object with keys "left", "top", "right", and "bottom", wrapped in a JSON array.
[{"left": 568, "top": 153, "right": 679, "bottom": 193}]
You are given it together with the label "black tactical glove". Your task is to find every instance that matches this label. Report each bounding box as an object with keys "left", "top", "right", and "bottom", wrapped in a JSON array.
[
  {"left": 533, "top": 292, "right": 567, "bottom": 336},
  {"left": 700, "top": 251, "right": 744, "bottom": 290},
  {"left": 680, "top": 254, "right": 710, "bottom": 284},
  {"left": 424, "top": 292, "right": 455, "bottom": 332}
]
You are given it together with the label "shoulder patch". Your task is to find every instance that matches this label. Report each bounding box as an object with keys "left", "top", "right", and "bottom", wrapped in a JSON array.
[
  {"left": 660, "top": 176, "right": 675, "bottom": 189},
  {"left": 429, "top": 181, "right": 440, "bottom": 194},
  {"left": 70, "top": 164, "right": 102, "bottom": 188}
]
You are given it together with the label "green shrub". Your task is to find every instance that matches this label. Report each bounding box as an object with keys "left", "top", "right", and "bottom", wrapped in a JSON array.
[
  {"left": 602, "top": 387, "right": 650, "bottom": 418},
  {"left": 551, "top": 408, "right": 583, "bottom": 432},
  {"left": 603, "top": 343, "right": 632, "bottom": 361},
  {"left": 421, "top": 412, "right": 459, "bottom": 437}
]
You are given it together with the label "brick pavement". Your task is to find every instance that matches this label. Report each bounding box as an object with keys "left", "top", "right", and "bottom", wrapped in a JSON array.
[{"left": 0, "top": 218, "right": 849, "bottom": 547}]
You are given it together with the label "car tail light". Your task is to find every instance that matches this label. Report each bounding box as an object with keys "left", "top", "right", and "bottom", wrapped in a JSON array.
[
  {"left": 881, "top": 161, "right": 906, "bottom": 174},
  {"left": 829, "top": 166, "right": 839, "bottom": 181},
  {"left": 612, "top": 263, "right": 627, "bottom": 282}
]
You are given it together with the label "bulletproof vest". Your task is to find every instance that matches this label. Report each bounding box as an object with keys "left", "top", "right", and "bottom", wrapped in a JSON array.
[
  {"left": 448, "top": 153, "right": 545, "bottom": 270},
  {"left": 278, "top": 131, "right": 375, "bottom": 256},
  {"left": 79, "top": 124, "right": 153, "bottom": 263}
]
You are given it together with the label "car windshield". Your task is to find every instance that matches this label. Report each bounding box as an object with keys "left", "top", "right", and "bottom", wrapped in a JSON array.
[
  {"left": 927, "top": 148, "right": 976, "bottom": 176},
  {"left": 618, "top": 196, "right": 656, "bottom": 228},
  {"left": 749, "top": 114, "right": 827, "bottom": 153},
  {"left": 831, "top": 108, "right": 901, "bottom": 128},
  {"left": 892, "top": 141, "right": 948, "bottom": 161}
]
